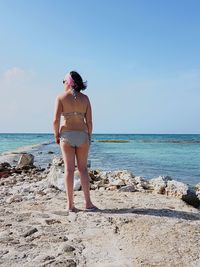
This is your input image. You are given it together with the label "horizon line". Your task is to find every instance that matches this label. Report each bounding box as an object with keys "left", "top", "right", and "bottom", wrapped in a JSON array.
[{"left": 0, "top": 132, "right": 200, "bottom": 135}]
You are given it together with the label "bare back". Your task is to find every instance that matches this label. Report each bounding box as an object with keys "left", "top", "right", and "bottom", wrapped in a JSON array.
[{"left": 58, "top": 91, "right": 90, "bottom": 133}]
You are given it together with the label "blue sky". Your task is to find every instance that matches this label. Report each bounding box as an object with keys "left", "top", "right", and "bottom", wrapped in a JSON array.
[{"left": 0, "top": 0, "right": 200, "bottom": 133}]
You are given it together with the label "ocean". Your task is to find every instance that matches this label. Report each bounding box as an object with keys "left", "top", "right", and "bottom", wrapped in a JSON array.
[{"left": 0, "top": 133, "right": 200, "bottom": 186}]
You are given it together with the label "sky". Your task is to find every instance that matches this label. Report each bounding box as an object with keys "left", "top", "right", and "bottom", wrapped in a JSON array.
[{"left": 0, "top": 0, "right": 200, "bottom": 134}]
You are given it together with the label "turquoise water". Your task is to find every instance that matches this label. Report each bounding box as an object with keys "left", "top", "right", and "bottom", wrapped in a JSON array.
[
  {"left": 0, "top": 133, "right": 53, "bottom": 154},
  {"left": 0, "top": 133, "right": 200, "bottom": 185}
]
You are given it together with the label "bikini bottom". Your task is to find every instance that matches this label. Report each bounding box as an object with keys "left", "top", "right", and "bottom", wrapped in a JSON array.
[{"left": 60, "top": 130, "right": 89, "bottom": 148}]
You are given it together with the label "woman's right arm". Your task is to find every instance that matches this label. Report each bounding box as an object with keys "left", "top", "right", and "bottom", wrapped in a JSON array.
[{"left": 53, "top": 96, "right": 63, "bottom": 144}]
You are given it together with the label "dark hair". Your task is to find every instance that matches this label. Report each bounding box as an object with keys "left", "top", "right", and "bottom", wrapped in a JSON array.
[{"left": 70, "top": 71, "right": 87, "bottom": 92}]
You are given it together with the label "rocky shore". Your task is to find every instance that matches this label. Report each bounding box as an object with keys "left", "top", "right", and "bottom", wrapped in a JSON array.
[{"left": 0, "top": 153, "right": 200, "bottom": 267}]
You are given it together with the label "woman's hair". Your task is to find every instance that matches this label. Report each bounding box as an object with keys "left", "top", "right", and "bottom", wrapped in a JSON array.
[{"left": 70, "top": 71, "right": 87, "bottom": 92}]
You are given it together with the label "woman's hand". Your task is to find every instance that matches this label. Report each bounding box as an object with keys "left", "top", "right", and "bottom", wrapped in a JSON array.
[{"left": 55, "top": 135, "right": 60, "bottom": 145}]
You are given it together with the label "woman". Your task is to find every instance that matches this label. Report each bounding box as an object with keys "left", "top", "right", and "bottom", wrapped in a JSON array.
[{"left": 53, "top": 71, "right": 97, "bottom": 212}]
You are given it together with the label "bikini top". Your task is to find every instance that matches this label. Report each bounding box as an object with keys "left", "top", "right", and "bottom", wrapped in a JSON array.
[{"left": 61, "top": 111, "right": 86, "bottom": 118}]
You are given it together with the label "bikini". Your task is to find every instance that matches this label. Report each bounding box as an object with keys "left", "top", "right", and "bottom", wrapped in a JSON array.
[{"left": 59, "top": 111, "right": 90, "bottom": 148}]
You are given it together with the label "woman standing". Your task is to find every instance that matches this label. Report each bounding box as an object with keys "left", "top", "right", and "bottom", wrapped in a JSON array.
[{"left": 53, "top": 71, "right": 97, "bottom": 212}]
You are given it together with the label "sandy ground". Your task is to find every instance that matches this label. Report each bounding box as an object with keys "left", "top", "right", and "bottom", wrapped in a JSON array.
[{"left": 1, "top": 186, "right": 200, "bottom": 267}]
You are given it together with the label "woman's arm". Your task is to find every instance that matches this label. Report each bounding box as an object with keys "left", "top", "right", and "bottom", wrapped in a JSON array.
[
  {"left": 85, "top": 96, "right": 93, "bottom": 145},
  {"left": 53, "top": 96, "right": 63, "bottom": 144}
]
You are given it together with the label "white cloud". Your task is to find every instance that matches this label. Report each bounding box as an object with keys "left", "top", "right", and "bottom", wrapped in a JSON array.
[
  {"left": 3, "top": 67, "right": 26, "bottom": 81},
  {"left": 0, "top": 67, "right": 57, "bottom": 133}
]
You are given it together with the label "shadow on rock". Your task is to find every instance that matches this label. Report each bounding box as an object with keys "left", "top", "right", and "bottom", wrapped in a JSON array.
[{"left": 96, "top": 208, "right": 200, "bottom": 221}]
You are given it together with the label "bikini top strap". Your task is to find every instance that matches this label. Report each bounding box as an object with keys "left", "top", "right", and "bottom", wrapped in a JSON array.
[{"left": 61, "top": 111, "right": 86, "bottom": 117}]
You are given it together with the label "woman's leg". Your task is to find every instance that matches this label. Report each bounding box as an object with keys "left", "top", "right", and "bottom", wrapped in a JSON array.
[
  {"left": 75, "top": 142, "right": 96, "bottom": 209},
  {"left": 60, "top": 141, "right": 76, "bottom": 210}
]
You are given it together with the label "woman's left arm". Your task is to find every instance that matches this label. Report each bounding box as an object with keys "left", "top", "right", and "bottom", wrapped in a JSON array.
[{"left": 53, "top": 96, "right": 63, "bottom": 144}]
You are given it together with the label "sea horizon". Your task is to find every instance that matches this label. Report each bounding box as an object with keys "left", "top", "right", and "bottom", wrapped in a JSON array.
[{"left": 1, "top": 132, "right": 200, "bottom": 135}]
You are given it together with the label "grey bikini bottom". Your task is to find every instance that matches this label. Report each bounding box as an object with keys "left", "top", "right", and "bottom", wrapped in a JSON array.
[{"left": 60, "top": 131, "right": 89, "bottom": 148}]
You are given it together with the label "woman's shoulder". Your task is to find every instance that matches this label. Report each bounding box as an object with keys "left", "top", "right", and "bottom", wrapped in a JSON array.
[
  {"left": 80, "top": 92, "right": 90, "bottom": 102},
  {"left": 56, "top": 92, "right": 68, "bottom": 100}
]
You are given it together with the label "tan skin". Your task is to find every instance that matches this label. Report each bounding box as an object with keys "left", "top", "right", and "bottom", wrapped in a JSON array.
[{"left": 53, "top": 80, "right": 97, "bottom": 212}]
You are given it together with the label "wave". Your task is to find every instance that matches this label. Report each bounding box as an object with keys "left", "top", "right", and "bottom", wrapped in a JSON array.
[{"left": 0, "top": 140, "right": 53, "bottom": 157}]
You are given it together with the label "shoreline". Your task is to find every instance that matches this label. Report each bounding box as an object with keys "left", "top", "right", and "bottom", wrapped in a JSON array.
[
  {"left": 0, "top": 134, "right": 200, "bottom": 186},
  {"left": 0, "top": 146, "right": 199, "bottom": 188}
]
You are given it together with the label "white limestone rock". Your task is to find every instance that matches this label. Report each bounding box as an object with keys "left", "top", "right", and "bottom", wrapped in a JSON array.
[
  {"left": 149, "top": 175, "right": 172, "bottom": 194},
  {"left": 17, "top": 153, "right": 34, "bottom": 168},
  {"left": 98, "top": 170, "right": 134, "bottom": 187},
  {"left": 133, "top": 176, "right": 150, "bottom": 191},
  {"left": 165, "top": 180, "right": 200, "bottom": 208},
  {"left": 195, "top": 183, "right": 200, "bottom": 191},
  {"left": 47, "top": 156, "right": 85, "bottom": 191},
  {"left": 6, "top": 195, "right": 23, "bottom": 204}
]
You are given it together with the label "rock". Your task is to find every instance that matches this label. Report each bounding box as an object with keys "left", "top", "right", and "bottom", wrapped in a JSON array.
[
  {"left": 0, "top": 250, "right": 9, "bottom": 257},
  {"left": 88, "top": 170, "right": 101, "bottom": 181},
  {"left": 47, "top": 156, "right": 84, "bottom": 191},
  {"left": 98, "top": 170, "right": 134, "bottom": 188},
  {"left": 149, "top": 176, "right": 172, "bottom": 194},
  {"left": 0, "top": 171, "right": 11, "bottom": 178},
  {"left": 165, "top": 180, "right": 200, "bottom": 208},
  {"left": 74, "top": 171, "right": 81, "bottom": 190},
  {"left": 109, "top": 178, "right": 125, "bottom": 186},
  {"left": 133, "top": 176, "right": 150, "bottom": 190},
  {"left": 0, "top": 162, "right": 11, "bottom": 171},
  {"left": 0, "top": 162, "right": 13, "bottom": 178},
  {"left": 54, "top": 259, "right": 76, "bottom": 267},
  {"left": 47, "top": 165, "right": 81, "bottom": 191},
  {"left": 118, "top": 185, "right": 136, "bottom": 192},
  {"left": 42, "top": 255, "right": 55, "bottom": 262},
  {"left": 22, "top": 227, "right": 38, "bottom": 237},
  {"left": 6, "top": 195, "right": 23, "bottom": 204},
  {"left": 61, "top": 243, "right": 75, "bottom": 253},
  {"left": 0, "top": 231, "right": 14, "bottom": 243},
  {"left": 45, "top": 219, "right": 61, "bottom": 225},
  {"left": 47, "top": 159, "right": 65, "bottom": 191},
  {"left": 47, "top": 151, "right": 54, "bottom": 154},
  {"left": 99, "top": 187, "right": 105, "bottom": 191},
  {"left": 195, "top": 183, "right": 200, "bottom": 191},
  {"left": 16, "top": 153, "right": 34, "bottom": 169},
  {"left": 90, "top": 184, "right": 98, "bottom": 190},
  {"left": 107, "top": 185, "right": 118, "bottom": 191},
  {"left": 96, "top": 179, "right": 107, "bottom": 188}
]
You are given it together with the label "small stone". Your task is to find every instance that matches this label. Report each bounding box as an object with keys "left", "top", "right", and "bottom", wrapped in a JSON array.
[
  {"left": 107, "top": 185, "right": 118, "bottom": 191},
  {"left": 118, "top": 185, "right": 136, "bottom": 192},
  {"left": 0, "top": 162, "right": 11, "bottom": 170},
  {"left": 45, "top": 219, "right": 61, "bottom": 225},
  {"left": 22, "top": 227, "right": 38, "bottom": 237},
  {"left": 61, "top": 244, "right": 75, "bottom": 253},
  {"left": 54, "top": 259, "right": 76, "bottom": 267},
  {"left": 90, "top": 184, "right": 98, "bottom": 190},
  {"left": 195, "top": 183, "right": 200, "bottom": 191},
  {"left": 99, "top": 187, "right": 105, "bottom": 191},
  {"left": 0, "top": 250, "right": 9, "bottom": 257},
  {"left": 58, "top": 235, "right": 68, "bottom": 241},
  {"left": 6, "top": 195, "right": 23, "bottom": 204},
  {"left": 133, "top": 176, "right": 150, "bottom": 190}
]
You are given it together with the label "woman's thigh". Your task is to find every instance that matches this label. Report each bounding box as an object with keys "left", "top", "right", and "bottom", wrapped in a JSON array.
[
  {"left": 75, "top": 142, "right": 89, "bottom": 171},
  {"left": 60, "top": 141, "right": 76, "bottom": 172}
]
